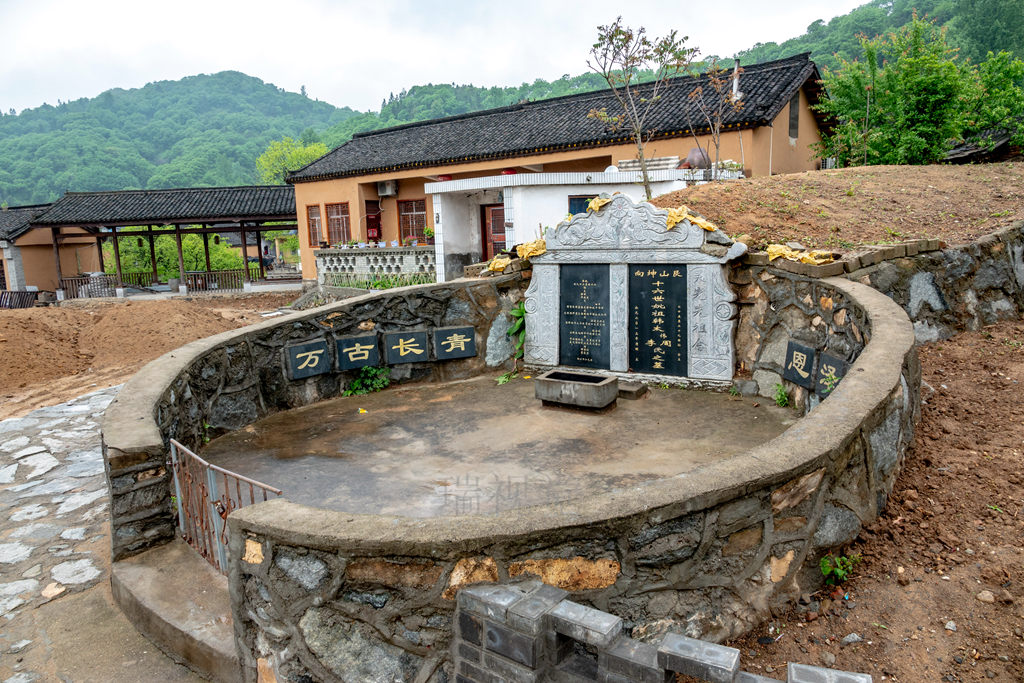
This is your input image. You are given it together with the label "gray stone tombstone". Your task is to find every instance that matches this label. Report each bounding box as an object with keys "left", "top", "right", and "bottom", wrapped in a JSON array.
[{"left": 524, "top": 194, "right": 746, "bottom": 381}]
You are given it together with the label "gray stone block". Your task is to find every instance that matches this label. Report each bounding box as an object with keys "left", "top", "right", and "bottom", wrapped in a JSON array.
[
  {"left": 787, "top": 662, "right": 873, "bottom": 682},
  {"left": 459, "top": 583, "right": 527, "bottom": 621},
  {"left": 482, "top": 652, "right": 540, "bottom": 682},
  {"left": 458, "top": 610, "right": 483, "bottom": 646},
  {"left": 459, "top": 659, "right": 505, "bottom": 683},
  {"left": 547, "top": 600, "right": 623, "bottom": 648},
  {"left": 657, "top": 632, "right": 740, "bottom": 682},
  {"left": 598, "top": 636, "right": 663, "bottom": 683},
  {"left": 736, "top": 671, "right": 782, "bottom": 682},
  {"left": 484, "top": 621, "right": 539, "bottom": 667},
  {"left": 457, "top": 642, "right": 482, "bottom": 663},
  {"left": 507, "top": 585, "right": 567, "bottom": 635}
]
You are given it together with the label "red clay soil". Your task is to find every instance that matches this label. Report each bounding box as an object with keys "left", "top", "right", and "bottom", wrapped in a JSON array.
[
  {"left": 729, "top": 319, "right": 1024, "bottom": 682},
  {"left": 0, "top": 293, "right": 295, "bottom": 419},
  {"left": 651, "top": 163, "right": 1024, "bottom": 251}
]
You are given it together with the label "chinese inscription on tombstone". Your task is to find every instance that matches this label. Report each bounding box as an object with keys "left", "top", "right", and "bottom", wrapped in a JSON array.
[
  {"left": 629, "top": 266, "right": 687, "bottom": 375},
  {"left": 558, "top": 264, "right": 610, "bottom": 369},
  {"left": 524, "top": 194, "right": 746, "bottom": 380}
]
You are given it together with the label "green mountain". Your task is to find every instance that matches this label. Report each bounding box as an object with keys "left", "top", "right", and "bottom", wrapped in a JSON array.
[
  {"left": 1, "top": 0, "right": 1020, "bottom": 206},
  {"left": 0, "top": 71, "right": 358, "bottom": 206}
]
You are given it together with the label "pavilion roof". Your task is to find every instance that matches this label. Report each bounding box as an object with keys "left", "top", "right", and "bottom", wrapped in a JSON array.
[
  {"left": 32, "top": 186, "right": 295, "bottom": 228},
  {"left": 0, "top": 204, "right": 52, "bottom": 241}
]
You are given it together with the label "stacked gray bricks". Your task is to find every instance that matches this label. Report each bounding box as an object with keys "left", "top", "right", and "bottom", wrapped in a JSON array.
[{"left": 453, "top": 582, "right": 872, "bottom": 683}]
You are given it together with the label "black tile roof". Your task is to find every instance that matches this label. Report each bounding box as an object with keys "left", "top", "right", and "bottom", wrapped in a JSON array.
[
  {"left": 32, "top": 186, "right": 296, "bottom": 227},
  {"left": 0, "top": 204, "right": 52, "bottom": 241},
  {"left": 289, "top": 53, "right": 824, "bottom": 183}
]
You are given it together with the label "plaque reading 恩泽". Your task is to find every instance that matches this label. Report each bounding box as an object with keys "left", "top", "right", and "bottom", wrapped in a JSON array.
[
  {"left": 629, "top": 265, "right": 687, "bottom": 375},
  {"left": 783, "top": 341, "right": 817, "bottom": 389},
  {"left": 433, "top": 326, "right": 477, "bottom": 360},
  {"left": 815, "top": 352, "right": 848, "bottom": 397},
  {"left": 558, "top": 264, "right": 610, "bottom": 369},
  {"left": 335, "top": 334, "right": 379, "bottom": 371},
  {"left": 286, "top": 339, "right": 331, "bottom": 380}
]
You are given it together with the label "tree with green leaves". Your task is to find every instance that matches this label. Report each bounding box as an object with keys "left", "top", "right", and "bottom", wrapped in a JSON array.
[
  {"left": 816, "top": 13, "right": 1024, "bottom": 167},
  {"left": 255, "top": 137, "right": 329, "bottom": 184},
  {"left": 815, "top": 16, "right": 971, "bottom": 166},
  {"left": 685, "top": 59, "right": 744, "bottom": 179},
  {"left": 587, "top": 17, "right": 697, "bottom": 199},
  {"left": 952, "top": 0, "right": 1024, "bottom": 64}
]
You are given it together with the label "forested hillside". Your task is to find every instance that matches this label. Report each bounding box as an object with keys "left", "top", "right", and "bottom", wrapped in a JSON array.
[
  {"left": 1, "top": 0, "right": 1020, "bottom": 205},
  {"left": 0, "top": 71, "right": 357, "bottom": 206},
  {"left": 737, "top": 0, "right": 1021, "bottom": 73}
]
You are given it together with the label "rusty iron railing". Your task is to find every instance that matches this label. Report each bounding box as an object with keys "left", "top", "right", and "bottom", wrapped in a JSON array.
[
  {"left": 168, "top": 438, "right": 282, "bottom": 573},
  {"left": 0, "top": 290, "right": 38, "bottom": 309}
]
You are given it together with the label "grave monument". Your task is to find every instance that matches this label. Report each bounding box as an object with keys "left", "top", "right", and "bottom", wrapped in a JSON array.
[{"left": 524, "top": 193, "right": 746, "bottom": 382}]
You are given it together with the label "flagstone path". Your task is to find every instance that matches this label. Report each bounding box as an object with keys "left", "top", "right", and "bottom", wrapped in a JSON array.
[{"left": 0, "top": 387, "right": 199, "bottom": 682}]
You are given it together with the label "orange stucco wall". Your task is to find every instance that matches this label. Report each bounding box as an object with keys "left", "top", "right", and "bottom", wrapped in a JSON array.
[
  {"left": 293, "top": 87, "right": 822, "bottom": 279},
  {"left": 13, "top": 228, "right": 100, "bottom": 291}
]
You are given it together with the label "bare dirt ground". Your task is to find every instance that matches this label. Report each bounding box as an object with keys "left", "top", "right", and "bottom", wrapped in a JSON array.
[
  {"left": 652, "top": 163, "right": 1024, "bottom": 250},
  {"left": 730, "top": 319, "right": 1024, "bottom": 682},
  {"left": 0, "top": 293, "right": 295, "bottom": 419}
]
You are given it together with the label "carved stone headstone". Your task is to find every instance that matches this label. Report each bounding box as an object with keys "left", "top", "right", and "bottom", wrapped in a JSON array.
[{"left": 524, "top": 194, "right": 746, "bottom": 381}]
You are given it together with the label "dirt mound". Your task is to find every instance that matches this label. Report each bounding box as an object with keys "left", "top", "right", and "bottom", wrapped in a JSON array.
[
  {"left": 651, "top": 163, "right": 1024, "bottom": 250},
  {"left": 0, "top": 293, "right": 295, "bottom": 419},
  {"left": 731, "top": 319, "right": 1024, "bottom": 681}
]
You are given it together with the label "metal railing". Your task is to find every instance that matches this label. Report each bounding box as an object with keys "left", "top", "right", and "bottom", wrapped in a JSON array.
[
  {"left": 184, "top": 267, "right": 261, "bottom": 292},
  {"left": 120, "top": 271, "right": 158, "bottom": 288},
  {"left": 168, "top": 438, "right": 282, "bottom": 574},
  {"left": 59, "top": 275, "right": 117, "bottom": 299},
  {"left": 0, "top": 290, "right": 38, "bottom": 309}
]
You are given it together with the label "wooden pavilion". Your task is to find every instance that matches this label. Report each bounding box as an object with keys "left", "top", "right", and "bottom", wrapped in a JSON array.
[{"left": 26, "top": 185, "right": 296, "bottom": 297}]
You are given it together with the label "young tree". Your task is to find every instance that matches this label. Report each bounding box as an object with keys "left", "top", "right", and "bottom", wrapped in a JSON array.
[
  {"left": 815, "top": 15, "right": 971, "bottom": 166},
  {"left": 256, "top": 137, "right": 329, "bottom": 185},
  {"left": 587, "top": 17, "right": 697, "bottom": 199},
  {"left": 685, "top": 59, "right": 745, "bottom": 179}
]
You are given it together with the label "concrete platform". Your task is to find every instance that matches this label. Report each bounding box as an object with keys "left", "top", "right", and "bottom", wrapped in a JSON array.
[
  {"left": 111, "top": 539, "right": 240, "bottom": 682},
  {"left": 202, "top": 376, "right": 795, "bottom": 518}
]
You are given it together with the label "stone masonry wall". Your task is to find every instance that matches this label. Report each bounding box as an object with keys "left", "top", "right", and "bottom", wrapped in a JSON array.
[
  {"left": 845, "top": 222, "right": 1024, "bottom": 343},
  {"left": 101, "top": 274, "right": 525, "bottom": 561},
  {"left": 732, "top": 266, "right": 873, "bottom": 411},
  {"left": 452, "top": 578, "right": 871, "bottom": 682},
  {"left": 228, "top": 277, "right": 917, "bottom": 683}
]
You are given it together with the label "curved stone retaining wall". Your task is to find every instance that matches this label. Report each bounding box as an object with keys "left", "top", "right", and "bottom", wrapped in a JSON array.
[
  {"left": 101, "top": 274, "right": 525, "bottom": 561},
  {"left": 225, "top": 277, "right": 917, "bottom": 683},
  {"left": 847, "top": 221, "right": 1024, "bottom": 342}
]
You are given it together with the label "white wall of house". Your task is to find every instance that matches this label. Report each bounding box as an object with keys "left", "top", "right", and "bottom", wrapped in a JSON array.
[{"left": 427, "top": 171, "right": 696, "bottom": 282}]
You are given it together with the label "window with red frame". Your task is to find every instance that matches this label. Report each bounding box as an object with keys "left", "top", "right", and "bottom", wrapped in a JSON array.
[
  {"left": 398, "top": 199, "right": 427, "bottom": 241},
  {"left": 307, "top": 205, "right": 323, "bottom": 246},
  {"left": 325, "top": 203, "right": 350, "bottom": 244}
]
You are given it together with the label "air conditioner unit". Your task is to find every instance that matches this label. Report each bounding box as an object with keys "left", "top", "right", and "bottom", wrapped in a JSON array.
[{"left": 377, "top": 180, "right": 398, "bottom": 197}]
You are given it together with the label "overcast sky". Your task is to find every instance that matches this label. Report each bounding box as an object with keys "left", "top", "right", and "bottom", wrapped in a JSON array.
[{"left": 0, "top": 0, "right": 866, "bottom": 115}]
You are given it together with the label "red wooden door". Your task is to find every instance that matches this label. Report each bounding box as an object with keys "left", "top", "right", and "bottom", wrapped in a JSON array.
[
  {"left": 481, "top": 205, "right": 505, "bottom": 260},
  {"left": 365, "top": 200, "right": 381, "bottom": 241}
]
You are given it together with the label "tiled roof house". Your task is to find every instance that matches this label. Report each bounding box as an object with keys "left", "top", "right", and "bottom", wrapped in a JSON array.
[{"left": 287, "top": 53, "right": 829, "bottom": 282}]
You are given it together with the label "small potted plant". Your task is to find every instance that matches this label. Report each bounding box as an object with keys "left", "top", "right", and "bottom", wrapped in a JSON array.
[{"left": 424, "top": 225, "right": 435, "bottom": 245}]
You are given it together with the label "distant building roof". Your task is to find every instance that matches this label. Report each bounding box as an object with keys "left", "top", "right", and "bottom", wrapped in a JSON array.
[
  {"left": 0, "top": 204, "right": 52, "bottom": 241},
  {"left": 289, "top": 53, "right": 826, "bottom": 183},
  {"left": 32, "top": 186, "right": 296, "bottom": 228}
]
